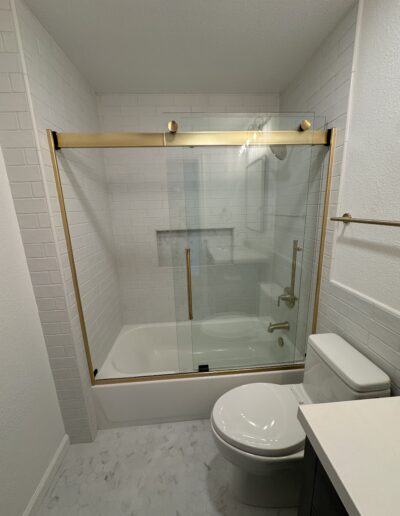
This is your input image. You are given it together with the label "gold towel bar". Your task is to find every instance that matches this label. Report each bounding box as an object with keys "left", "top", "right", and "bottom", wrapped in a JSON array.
[
  {"left": 331, "top": 213, "right": 400, "bottom": 228},
  {"left": 185, "top": 248, "right": 193, "bottom": 321}
]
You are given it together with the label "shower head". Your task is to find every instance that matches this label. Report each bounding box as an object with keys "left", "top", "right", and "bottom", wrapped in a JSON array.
[{"left": 269, "top": 144, "right": 287, "bottom": 161}]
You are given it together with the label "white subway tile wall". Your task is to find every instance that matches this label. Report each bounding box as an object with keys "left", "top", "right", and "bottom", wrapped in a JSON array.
[
  {"left": 97, "top": 96, "right": 279, "bottom": 326},
  {"left": 266, "top": 143, "right": 326, "bottom": 359},
  {"left": 281, "top": 4, "right": 400, "bottom": 394}
]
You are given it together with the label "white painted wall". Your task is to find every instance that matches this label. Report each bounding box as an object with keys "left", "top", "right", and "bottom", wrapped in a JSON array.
[
  {"left": 0, "top": 147, "right": 66, "bottom": 516},
  {"left": 332, "top": 0, "right": 400, "bottom": 308},
  {"left": 282, "top": 1, "right": 400, "bottom": 394},
  {"left": 322, "top": 0, "right": 400, "bottom": 394}
]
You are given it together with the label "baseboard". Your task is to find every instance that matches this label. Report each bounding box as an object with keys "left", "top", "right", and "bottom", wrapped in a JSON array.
[{"left": 22, "top": 434, "right": 70, "bottom": 516}]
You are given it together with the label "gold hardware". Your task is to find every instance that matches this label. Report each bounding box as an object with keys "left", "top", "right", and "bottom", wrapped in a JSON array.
[
  {"left": 94, "top": 363, "right": 304, "bottom": 384},
  {"left": 55, "top": 130, "right": 329, "bottom": 148},
  {"left": 341, "top": 212, "right": 352, "bottom": 223},
  {"left": 278, "top": 239, "right": 302, "bottom": 308},
  {"left": 299, "top": 119, "right": 312, "bottom": 131},
  {"left": 312, "top": 127, "right": 337, "bottom": 333},
  {"left": 277, "top": 286, "right": 295, "bottom": 307},
  {"left": 268, "top": 321, "right": 290, "bottom": 333},
  {"left": 185, "top": 248, "right": 193, "bottom": 320},
  {"left": 331, "top": 213, "right": 400, "bottom": 228},
  {"left": 47, "top": 130, "right": 96, "bottom": 385},
  {"left": 168, "top": 120, "right": 178, "bottom": 133}
]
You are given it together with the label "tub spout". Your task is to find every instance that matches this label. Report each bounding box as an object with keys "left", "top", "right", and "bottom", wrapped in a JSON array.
[{"left": 268, "top": 321, "right": 290, "bottom": 333}]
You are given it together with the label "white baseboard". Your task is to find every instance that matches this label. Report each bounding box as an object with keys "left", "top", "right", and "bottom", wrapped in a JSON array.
[{"left": 23, "top": 434, "right": 70, "bottom": 516}]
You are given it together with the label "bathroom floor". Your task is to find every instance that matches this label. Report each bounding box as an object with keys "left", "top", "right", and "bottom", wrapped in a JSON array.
[{"left": 38, "top": 420, "right": 297, "bottom": 516}]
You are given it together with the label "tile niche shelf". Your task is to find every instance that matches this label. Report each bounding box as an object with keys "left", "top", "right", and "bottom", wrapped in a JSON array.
[{"left": 156, "top": 228, "right": 270, "bottom": 266}]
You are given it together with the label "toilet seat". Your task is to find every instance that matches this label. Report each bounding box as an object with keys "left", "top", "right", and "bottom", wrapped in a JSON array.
[{"left": 212, "top": 383, "right": 305, "bottom": 457}]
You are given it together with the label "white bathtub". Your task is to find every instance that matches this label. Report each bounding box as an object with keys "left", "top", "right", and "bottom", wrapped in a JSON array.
[
  {"left": 94, "top": 315, "right": 303, "bottom": 429},
  {"left": 96, "top": 315, "right": 296, "bottom": 379}
]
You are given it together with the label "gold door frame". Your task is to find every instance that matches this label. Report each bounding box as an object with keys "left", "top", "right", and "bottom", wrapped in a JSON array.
[{"left": 47, "top": 127, "right": 336, "bottom": 386}]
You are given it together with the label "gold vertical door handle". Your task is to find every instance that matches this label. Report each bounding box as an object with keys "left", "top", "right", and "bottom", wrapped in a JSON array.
[
  {"left": 290, "top": 239, "right": 302, "bottom": 297},
  {"left": 278, "top": 239, "right": 302, "bottom": 308},
  {"left": 185, "top": 248, "right": 193, "bottom": 320}
]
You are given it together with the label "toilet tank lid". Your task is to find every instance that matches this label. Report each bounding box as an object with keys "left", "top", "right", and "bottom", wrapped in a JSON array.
[{"left": 308, "top": 334, "right": 390, "bottom": 393}]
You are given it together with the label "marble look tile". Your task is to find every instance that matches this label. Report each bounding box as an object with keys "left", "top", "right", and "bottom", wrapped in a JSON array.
[{"left": 39, "top": 420, "right": 294, "bottom": 516}]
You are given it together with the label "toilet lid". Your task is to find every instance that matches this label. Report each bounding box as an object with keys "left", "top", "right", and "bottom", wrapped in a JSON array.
[{"left": 212, "top": 383, "right": 305, "bottom": 457}]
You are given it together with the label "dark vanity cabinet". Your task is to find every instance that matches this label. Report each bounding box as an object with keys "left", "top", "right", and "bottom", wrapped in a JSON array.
[{"left": 299, "top": 439, "right": 349, "bottom": 516}]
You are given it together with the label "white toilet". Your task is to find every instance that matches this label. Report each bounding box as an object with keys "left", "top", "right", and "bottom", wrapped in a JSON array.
[{"left": 211, "top": 333, "right": 391, "bottom": 508}]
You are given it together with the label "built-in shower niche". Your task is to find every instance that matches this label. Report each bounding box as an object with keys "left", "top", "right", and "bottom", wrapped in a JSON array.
[
  {"left": 156, "top": 228, "right": 271, "bottom": 267},
  {"left": 156, "top": 228, "right": 234, "bottom": 267}
]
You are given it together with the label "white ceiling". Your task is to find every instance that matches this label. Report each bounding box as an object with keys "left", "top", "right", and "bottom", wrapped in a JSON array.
[{"left": 24, "top": 0, "right": 356, "bottom": 94}]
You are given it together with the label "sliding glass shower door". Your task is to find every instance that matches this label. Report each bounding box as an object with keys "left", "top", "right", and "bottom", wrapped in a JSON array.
[{"left": 167, "top": 114, "right": 325, "bottom": 373}]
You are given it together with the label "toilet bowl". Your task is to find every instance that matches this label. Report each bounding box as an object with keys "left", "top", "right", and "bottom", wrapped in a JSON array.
[
  {"left": 212, "top": 382, "right": 307, "bottom": 507},
  {"left": 211, "top": 333, "right": 391, "bottom": 508}
]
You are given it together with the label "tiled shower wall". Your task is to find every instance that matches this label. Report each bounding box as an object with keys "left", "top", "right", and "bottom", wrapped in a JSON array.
[
  {"left": 243, "top": 127, "right": 325, "bottom": 359},
  {"left": 268, "top": 143, "right": 326, "bottom": 359},
  {"left": 281, "top": 4, "right": 358, "bottom": 355},
  {"left": 281, "top": 3, "right": 400, "bottom": 394},
  {"left": 15, "top": 0, "right": 122, "bottom": 373},
  {"left": 97, "top": 95, "right": 279, "bottom": 325}
]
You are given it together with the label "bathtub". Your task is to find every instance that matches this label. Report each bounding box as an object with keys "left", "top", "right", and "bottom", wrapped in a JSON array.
[
  {"left": 94, "top": 315, "right": 304, "bottom": 429},
  {"left": 97, "top": 315, "right": 297, "bottom": 379}
]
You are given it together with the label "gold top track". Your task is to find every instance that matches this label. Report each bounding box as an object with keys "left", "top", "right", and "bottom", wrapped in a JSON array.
[{"left": 54, "top": 130, "right": 329, "bottom": 149}]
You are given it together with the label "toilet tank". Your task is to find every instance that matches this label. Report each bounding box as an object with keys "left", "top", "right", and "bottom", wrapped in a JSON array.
[{"left": 302, "top": 334, "right": 391, "bottom": 403}]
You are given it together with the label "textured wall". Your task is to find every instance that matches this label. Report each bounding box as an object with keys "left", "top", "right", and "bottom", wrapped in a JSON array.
[
  {"left": 333, "top": 0, "right": 400, "bottom": 306},
  {"left": 0, "top": 146, "right": 65, "bottom": 516},
  {"left": 325, "top": 0, "right": 400, "bottom": 394},
  {"left": 282, "top": 1, "right": 400, "bottom": 394}
]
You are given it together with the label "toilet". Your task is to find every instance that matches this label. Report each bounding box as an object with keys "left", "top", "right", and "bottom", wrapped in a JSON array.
[{"left": 211, "top": 333, "right": 391, "bottom": 508}]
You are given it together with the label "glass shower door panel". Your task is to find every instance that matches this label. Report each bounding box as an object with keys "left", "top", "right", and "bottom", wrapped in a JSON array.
[
  {"left": 188, "top": 145, "right": 270, "bottom": 372},
  {"left": 192, "top": 150, "right": 312, "bottom": 371},
  {"left": 269, "top": 143, "right": 316, "bottom": 364},
  {"left": 167, "top": 114, "right": 323, "bottom": 372}
]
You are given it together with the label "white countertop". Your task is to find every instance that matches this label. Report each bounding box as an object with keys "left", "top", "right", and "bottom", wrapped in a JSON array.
[{"left": 298, "top": 397, "right": 400, "bottom": 516}]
